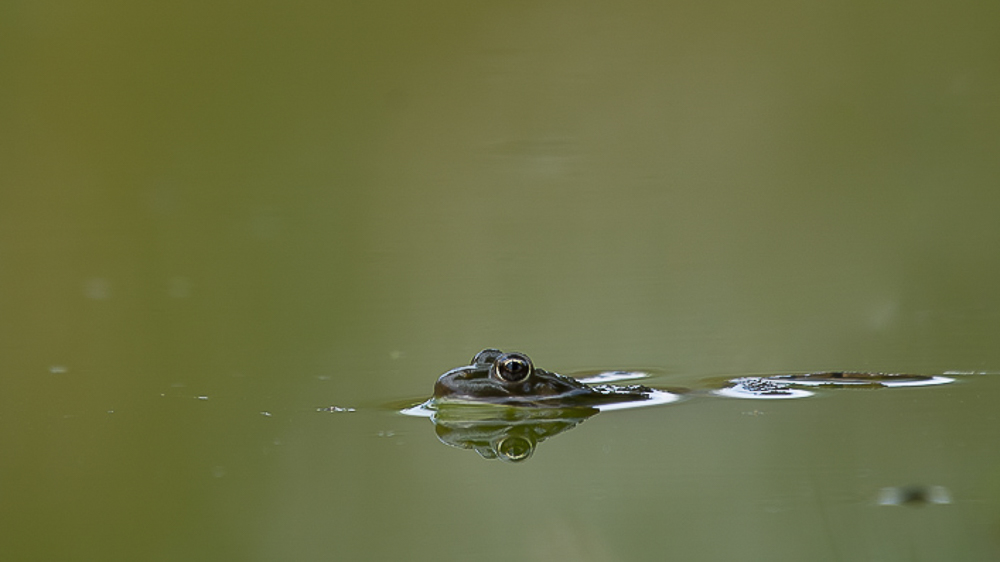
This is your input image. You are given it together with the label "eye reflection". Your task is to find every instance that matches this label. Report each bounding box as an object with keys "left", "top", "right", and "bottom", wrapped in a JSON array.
[{"left": 495, "top": 435, "right": 534, "bottom": 462}]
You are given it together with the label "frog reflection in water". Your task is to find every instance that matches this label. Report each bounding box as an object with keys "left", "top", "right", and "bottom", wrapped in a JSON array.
[{"left": 433, "top": 348, "right": 655, "bottom": 407}]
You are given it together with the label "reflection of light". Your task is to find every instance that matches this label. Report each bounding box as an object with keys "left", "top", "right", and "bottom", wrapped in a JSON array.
[
  {"left": 786, "top": 376, "right": 954, "bottom": 388},
  {"left": 713, "top": 386, "right": 814, "bottom": 400},
  {"left": 399, "top": 402, "right": 434, "bottom": 417},
  {"left": 577, "top": 371, "right": 650, "bottom": 384},
  {"left": 876, "top": 375, "right": 954, "bottom": 387},
  {"left": 596, "top": 389, "right": 683, "bottom": 411}
]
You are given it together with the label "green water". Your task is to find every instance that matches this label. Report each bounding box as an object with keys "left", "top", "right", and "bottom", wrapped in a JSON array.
[{"left": 3, "top": 1, "right": 1000, "bottom": 560}]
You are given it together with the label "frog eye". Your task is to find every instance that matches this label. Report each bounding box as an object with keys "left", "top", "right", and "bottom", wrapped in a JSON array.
[{"left": 491, "top": 352, "right": 533, "bottom": 383}]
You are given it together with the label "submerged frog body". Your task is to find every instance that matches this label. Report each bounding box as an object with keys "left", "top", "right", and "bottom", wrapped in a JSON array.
[{"left": 433, "top": 348, "right": 654, "bottom": 408}]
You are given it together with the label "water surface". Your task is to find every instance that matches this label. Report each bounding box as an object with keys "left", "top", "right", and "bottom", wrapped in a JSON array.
[{"left": 3, "top": 0, "right": 1000, "bottom": 560}]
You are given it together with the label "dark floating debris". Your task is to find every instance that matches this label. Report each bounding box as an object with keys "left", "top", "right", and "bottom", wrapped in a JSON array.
[{"left": 877, "top": 485, "right": 952, "bottom": 506}]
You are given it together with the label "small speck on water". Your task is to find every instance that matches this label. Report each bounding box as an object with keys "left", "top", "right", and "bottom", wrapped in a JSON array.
[
  {"left": 260, "top": 411, "right": 272, "bottom": 417},
  {"left": 318, "top": 405, "right": 356, "bottom": 413},
  {"left": 196, "top": 396, "right": 209, "bottom": 401},
  {"left": 83, "top": 277, "right": 111, "bottom": 300},
  {"left": 167, "top": 276, "right": 192, "bottom": 298},
  {"left": 377, "top": 430, "right": 396, "bottom": 437},
  {"left": 49, "top": 365, "right": 68, "bottom": 374}
]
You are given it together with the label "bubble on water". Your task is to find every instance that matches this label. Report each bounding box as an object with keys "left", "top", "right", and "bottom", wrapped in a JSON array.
[
  {"left": 250, "top": 209, "right": 284, "bottom": 240},
  {"left": 865, "top": 298, "right": 899, "bottom": 331},
  {"left": 167, "top": 276, "right": 192, "bottom": 298},
  {"left": 146, "top": 182, "right": 180, "bottom": 215},
  {"left": 83, "top": 277, "right": 111, "bottom": 300}
]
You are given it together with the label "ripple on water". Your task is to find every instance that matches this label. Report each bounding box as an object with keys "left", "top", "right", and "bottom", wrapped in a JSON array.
[{"left": 399, "top": 388, "right": 684, "bottom": 417}]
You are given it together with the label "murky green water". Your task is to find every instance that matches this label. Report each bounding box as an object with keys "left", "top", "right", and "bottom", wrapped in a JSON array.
[{"left": 3, "top": 1, "right": 1000, "bottom": 560}]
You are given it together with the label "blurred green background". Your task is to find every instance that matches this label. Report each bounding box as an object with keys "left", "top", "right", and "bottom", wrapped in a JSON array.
[{"left": 2, "top": 1, "right": 999, "bottom": 560}]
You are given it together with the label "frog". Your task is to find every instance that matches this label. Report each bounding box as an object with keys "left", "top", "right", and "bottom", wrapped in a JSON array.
[
  {"left": 430, "top": 348, "right": 951, "bottom": 407},
  {"left": 432, "top": 348, "right": 659, "bottom": 408},
  {"left": 408, "top": 348, "right": 954, "bottom": 461}
]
